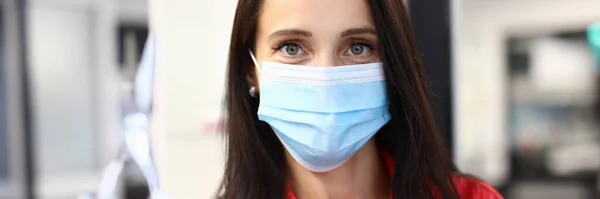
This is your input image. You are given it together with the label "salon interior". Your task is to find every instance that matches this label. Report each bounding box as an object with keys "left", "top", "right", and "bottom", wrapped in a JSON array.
[{"left": 1, "top": 0, "right": 600, "bottom": 198}]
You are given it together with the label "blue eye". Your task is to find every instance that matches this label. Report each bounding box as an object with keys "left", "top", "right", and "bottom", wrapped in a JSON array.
[
  {"left": 278, "top": 42, "right": 304, "bottom": 56},
  {"left": 347, "top": 43, "right": 371, "bottom": 55}
]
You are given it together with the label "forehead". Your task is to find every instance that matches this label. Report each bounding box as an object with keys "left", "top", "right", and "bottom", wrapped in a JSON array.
[{"left": 258, "top": 0, "right": 374, "bottom": 35}]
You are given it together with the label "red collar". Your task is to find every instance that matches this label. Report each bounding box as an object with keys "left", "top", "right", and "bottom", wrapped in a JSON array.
[
  {"left": 377, "top": 151, "right": 503, "bottom": 199},
  {"left": 285, "top": 150, "right": 504, "bottom": 199},
  {"left": 286, "top": 149, "right": 395, "bottom": 199}
]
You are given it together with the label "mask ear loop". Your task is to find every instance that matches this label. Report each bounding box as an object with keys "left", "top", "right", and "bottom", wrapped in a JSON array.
[{"left": 248, "top": 49, "right": 262, "bottom": 74}]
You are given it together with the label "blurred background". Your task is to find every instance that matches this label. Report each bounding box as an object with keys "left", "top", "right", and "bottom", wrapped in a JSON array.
[{"left": 1, "top": 0, "right": 599, "bottom": 199}]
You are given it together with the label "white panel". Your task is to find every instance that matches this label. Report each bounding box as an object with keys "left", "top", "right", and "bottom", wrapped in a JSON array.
[
  {"left": 530, "top": 38, "right": 595, "bottom": 95},
  {"left": 28, "top": 8, "right": 96, "bottom": 174},
  {"left": 28, "top": 0, "right": 98, "bottom": 10},
  {"left": 152, "top": 0, "right": 236, "bottom": 198}
]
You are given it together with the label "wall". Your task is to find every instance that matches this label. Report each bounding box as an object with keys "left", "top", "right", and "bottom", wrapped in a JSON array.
[
  {"left": 454, "top": 0, "right": 600, "bottom": 186},
  {"left": 0, "top": 10, "right": 8, "bottom": 179},
  {"left": 28, "top": 6, "right": 96, "bottom": 175},
  {"left": 152, "top": 0, "right": 237, "bottom": 198},
  {"left": 118, "top": 0, "right": 148, "bottom": 24},
  {"left": 25, "top": 0, "right": 122, "bottom": 197}
]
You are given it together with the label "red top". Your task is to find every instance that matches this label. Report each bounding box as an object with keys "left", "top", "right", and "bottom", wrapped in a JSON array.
[{"left": 286, "top": 150, "right": 504, "bottom": 199}]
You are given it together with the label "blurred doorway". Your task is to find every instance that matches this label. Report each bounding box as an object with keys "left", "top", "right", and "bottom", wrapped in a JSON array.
[
  {"left": 505, "top": 31, "right": 600, "bottom": 199},
  {"left": 118, "top": 23, "right": 150, "bottom": 199}
]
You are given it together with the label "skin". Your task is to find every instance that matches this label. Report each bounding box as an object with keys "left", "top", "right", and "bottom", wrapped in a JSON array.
[{"left": 249, "top": 0, "right": 390, "bottom": 198}]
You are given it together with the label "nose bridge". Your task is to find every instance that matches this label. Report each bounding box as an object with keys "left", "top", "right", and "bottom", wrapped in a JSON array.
[{"left": 312, "top": 52, "right": 343, "bottom": 67}]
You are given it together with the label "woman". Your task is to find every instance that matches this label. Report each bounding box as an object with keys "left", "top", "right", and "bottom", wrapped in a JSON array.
[{"left": 219, "top": 0, "right": 502, "bottom": 198}]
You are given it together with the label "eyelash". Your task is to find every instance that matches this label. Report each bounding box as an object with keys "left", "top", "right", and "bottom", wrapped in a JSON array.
[
  {"left": 272, "top": 40, "right": 374, "bottom": 54},
  {"left": 348, "top": 41, "right": 373, "bottom": 53},
  {"left": 272, "top": 41, "right": 300, "bottom": 52}
]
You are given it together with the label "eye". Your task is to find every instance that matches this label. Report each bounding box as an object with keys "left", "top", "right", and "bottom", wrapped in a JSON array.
[
  {"left": 346, "top": 43, "right": 371, "bottom": 55},
  {"left": 279, "top": 42, "right": 304, "bottom": 56}
]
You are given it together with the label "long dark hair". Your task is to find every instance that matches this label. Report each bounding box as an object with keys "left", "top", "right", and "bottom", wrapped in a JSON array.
[{"left": 219, "top": 0, "right": 460, "bottom": 198}]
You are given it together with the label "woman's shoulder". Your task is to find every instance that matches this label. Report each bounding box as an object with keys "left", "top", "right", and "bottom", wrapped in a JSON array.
[{"left": 450, "top": 174, "right": 504, "bottom": 199}]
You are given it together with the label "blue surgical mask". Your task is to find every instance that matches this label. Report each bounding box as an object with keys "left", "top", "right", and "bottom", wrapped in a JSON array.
[{"left": 249, "top": 51, "right": 391, "bottom": 172}]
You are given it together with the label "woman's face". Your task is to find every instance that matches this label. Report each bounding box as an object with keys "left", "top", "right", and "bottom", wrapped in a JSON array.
[{"left": 253, "top": 0, "right": 381, "bottom": 80}]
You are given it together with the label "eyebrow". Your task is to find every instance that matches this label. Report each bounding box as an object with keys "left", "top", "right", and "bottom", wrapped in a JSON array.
[
  {"left": 340, "top": 27, "right": 377, "bottom": 37},
  {"left": 268, "top": 29, "right": 312, "bottom": 40},
  {"left": 268, "top": 27, "right": 378, "bottom": 41}
]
